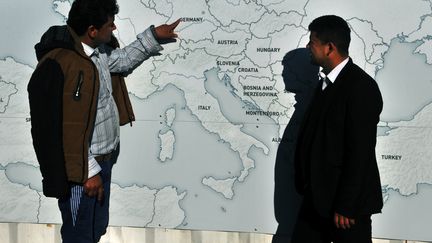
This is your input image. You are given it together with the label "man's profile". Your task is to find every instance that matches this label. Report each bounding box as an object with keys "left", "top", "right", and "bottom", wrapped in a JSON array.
[{"left": 291, "top": 15, "right": 383, "bottom": 243}]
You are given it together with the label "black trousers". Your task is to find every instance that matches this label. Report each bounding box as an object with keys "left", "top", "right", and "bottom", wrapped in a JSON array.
[{"left": 290, "top": 196, "right": 372, "bottom": 243}]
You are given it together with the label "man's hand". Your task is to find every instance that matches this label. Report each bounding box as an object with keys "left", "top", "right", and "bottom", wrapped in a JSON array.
[
  {"left": 154, "top": 19, "right": 181, "bottom": 43},
  {"left": 84, "top": 174, "right": 104, "bottom": 202},
  {"left": 334, "top": 212, "right": 355, "bottom": 229}
]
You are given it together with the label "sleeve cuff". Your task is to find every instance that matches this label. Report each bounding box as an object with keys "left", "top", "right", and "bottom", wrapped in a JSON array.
[
  {"left": 88, "top": 157, "right": 102, "bottom": 179},
  {"left": 137, "top": 27, "right": 163, "bottom": 54}
]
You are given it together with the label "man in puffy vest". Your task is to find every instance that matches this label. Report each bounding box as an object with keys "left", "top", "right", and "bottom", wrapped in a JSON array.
[{"left": 28, "top": 0, "right": 179, "bottom": 242}]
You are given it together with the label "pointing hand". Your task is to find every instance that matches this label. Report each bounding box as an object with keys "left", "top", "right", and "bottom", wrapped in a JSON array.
[{"left": 154, "top": 19, "right": 181, "bottom": 44}]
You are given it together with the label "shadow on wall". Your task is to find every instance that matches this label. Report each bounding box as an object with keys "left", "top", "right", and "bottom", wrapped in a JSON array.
[{"left": 273, "top": 48, "right": 320, "bottom": 242}]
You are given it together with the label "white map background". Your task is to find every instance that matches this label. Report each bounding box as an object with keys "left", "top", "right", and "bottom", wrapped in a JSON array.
[{"left": 0, "top": 0, "right": 431, "bottom": 241}]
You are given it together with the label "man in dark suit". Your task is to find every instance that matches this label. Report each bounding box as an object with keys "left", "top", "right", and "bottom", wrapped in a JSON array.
[{"left": 291, "top": 15, "right": 383, "bottom": 243}]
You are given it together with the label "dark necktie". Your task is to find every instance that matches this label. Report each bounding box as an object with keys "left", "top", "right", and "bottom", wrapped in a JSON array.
[{"left": 323, "top": 76, "right": 331, "bottom": 88}]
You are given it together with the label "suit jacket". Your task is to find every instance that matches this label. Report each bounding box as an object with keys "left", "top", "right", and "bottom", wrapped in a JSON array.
[{"left": 294, "top": 59, "right": 383, "bottom": 218}]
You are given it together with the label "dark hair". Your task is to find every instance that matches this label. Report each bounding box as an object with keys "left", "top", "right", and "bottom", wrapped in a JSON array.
[
  {"left": 67, "top": 0, "right": 119, "bottom": 36},
  {"left": 308, "top": 15, "right": 350, "bottom": 56}
]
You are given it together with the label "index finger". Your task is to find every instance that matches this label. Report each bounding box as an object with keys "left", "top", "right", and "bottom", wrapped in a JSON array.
[
  {"left": 334, "top": 213, "right": 340, "bottom": 229},
  {"left": 343, "top": 216, "right": 350, "bottom": 229},
  {"left": 97, "top": 187, "right": 104, "bottom": 202},
  {"left": 168, "top": 18, "right": 181, "bottom": 29}
]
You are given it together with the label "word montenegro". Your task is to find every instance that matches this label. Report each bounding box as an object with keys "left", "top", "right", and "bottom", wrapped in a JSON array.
[
  {"left": 243, "top": 85, "right": 278, "bottom": 97},
  {"left": 245, "top": 110, "right": 280, "bottom": 117}
]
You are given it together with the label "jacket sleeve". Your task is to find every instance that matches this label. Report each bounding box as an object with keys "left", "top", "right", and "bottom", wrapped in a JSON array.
[
  {"left": 334, "top": 76, "right": 383, "bottom": 218},
  {"left": 28, "top": 58, "right": 69, "bottom": 198},
  {"left": 106, "top": 28, "right": 163, "bottom": 73}
]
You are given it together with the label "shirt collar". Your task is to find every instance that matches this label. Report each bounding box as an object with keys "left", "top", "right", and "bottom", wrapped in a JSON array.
[
  {"left": 318, "top": 57, "right": 349, "bottom": 83},
  {"left": 81, "top": 42, "right": 97, "bottom": 57}
]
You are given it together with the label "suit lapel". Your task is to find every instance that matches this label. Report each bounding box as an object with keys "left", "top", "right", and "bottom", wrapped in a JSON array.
[
  {"left": 297, "top": 59, "right": 354, "bottom": 142},
  {"left": 319, "top": 59, "right": 353, "bottom": 113}
]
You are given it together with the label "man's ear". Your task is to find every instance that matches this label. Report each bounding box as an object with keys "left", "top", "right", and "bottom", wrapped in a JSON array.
[
  {"left": 327, "top": 42, "right": 336, "bottom": 56},
  {"left": 87, "top": 25, "right": 98, "bottom": 39}
]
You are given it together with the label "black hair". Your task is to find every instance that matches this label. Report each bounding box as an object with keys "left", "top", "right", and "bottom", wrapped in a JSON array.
[
  {"left": 308, "top": 15, "right": 350, "bottom": 56},
  {"left": 67, "top": 0, "right": 119, "bottom": 36}
]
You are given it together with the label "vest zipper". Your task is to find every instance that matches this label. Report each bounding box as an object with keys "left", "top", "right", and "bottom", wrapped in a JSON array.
[{"left": 73, "top": 70, "right": 84, "bottom": 101}]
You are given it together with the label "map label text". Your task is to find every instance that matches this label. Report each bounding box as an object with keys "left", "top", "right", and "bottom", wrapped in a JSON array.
[
  {"left": 181, "top": 17, "right": 203, "bottom": 22},
  {"left": 243, "top": 85, "right": 278, "bottom": 97},
  {"left": 217, "top": 60, "right": 240, "bottom": 66},
  {"left": 217, "top": 40, "right": 238, "bottom": 45},
  {"left": 257, "top": 47, "right": 280, "bottom": 52},
  {"left": 381, "top": 155, "right": 402, "bottom": 160},
  {"left": 246, "top": 110, "right": 280, "bottom": 117},
  {"left": 238, "top": 67, "right": 259, "bottom": 72},
  {"left": 198, "top": 105, "right": 211, "bottom": 110}
]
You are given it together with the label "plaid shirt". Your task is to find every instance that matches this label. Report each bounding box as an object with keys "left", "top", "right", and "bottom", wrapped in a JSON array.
[{"left": 83, "top": 28, "right": 162, "bottom": 178}]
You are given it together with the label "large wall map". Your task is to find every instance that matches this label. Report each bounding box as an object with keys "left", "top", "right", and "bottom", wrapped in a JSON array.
[{"left": 0, "top": 0, "right": 431, "bottom": 241}]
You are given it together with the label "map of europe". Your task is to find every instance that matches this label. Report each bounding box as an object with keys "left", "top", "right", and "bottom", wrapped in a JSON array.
[{"left": 0, "top": 0, "right": 432, "bottom": 241}]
